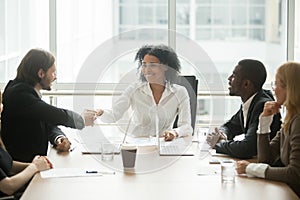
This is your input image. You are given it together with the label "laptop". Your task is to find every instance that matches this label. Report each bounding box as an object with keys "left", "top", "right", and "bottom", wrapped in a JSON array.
[
  {"left": 152, "top": 109, "right": 194, "bottom": 156},
  {"left": 158, "top": 136, "right": 194, "bottom": 156}
]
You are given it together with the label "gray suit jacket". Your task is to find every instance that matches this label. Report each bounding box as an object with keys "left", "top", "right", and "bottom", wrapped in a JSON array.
[{"left": 258, "top": 114, "right": 300, "bottom": 197}]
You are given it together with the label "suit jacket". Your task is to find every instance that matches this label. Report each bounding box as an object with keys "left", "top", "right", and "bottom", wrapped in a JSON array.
[
  {"left": 258, "top": 114, "right": 300, "bottom": 197},
  {"left": 1, "top": 80, "right": 85, "bottom": 162},
  {"left": 215, "top": 89, "right": 282, "bottom": 159}
]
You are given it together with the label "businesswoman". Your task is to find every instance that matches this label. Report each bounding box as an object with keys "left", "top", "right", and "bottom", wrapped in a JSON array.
[
  {"left": 0, "top": 91, "right": 52, "bottom": 198},
  {"left": 97, "top": 44, "right": 192, "bottom": 141},
  {"left": 236, "top": 62, "right": 300, "bottom": 197}
]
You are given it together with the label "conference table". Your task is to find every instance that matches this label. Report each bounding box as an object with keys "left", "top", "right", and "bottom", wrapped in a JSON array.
[{"left": 20, "top": 126, "right": 299, "bottom": 200}]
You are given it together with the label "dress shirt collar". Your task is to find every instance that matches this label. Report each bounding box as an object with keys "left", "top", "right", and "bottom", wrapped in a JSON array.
[
  {"left": 34, "top": 88, "right": 42, "bottom": 98},
  {"left": 138, "top": 81, "right": 175, "bottom": 95},
  {"left": 242, "top": 93, "right": 256, "bottom": 113},
  {"left": 242, "top": 93, "right": 256, "bottom": 127},
  {"left": 137, "top": 81, "right": 175, "bottom": 104}
]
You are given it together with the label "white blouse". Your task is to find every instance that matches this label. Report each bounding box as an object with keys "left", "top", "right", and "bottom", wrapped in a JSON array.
[{"left": 100, "top": 81, "right": 192, "bottom": 137}]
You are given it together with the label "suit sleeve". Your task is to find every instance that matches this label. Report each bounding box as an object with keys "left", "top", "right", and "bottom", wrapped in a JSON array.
[
  {"left": 8, "top": 92, "right": 84, "bottom": 130},
  {"left": 215, "top": 102, "right": 264, "bottom": 159},
  {"left": 220, "top": 109, "right": 244, "bottom": 140},
  {"left": 264, "top": 117, "right": 300, "bottom": 196},
  {"left": 258, "top": 131, "right": 281, "bottom": 164},
  {"left": 47, "top": 124, "right": 66, "bottom": 145}
]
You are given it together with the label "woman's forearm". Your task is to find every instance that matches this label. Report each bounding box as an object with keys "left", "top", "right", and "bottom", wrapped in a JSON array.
[
  {"left": 11, "top": 161, "right": 30, "bottom": 174},
  {"left": 0, "top": 163, "right": 37, "bottom": 195}
]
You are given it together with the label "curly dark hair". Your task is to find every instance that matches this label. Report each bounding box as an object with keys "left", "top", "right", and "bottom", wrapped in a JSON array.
[{"left": 134, "top": 44, "right": 181, "bottom": 83}]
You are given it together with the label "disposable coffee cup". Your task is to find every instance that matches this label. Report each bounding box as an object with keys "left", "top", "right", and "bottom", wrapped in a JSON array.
[{"left": 121, "top": 145, "right": 137, "bottom": 168}]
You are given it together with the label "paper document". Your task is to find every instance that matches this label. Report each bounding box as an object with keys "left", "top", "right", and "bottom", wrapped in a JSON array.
[
  {"left": 197, "top": 166, "right": 220, "bottom": 176},
  {"left": 40, "top": 168, "right": 114, "bottom": 178},
  {"left": 125, "top": 136, "right": 158, "bottom": 146}
]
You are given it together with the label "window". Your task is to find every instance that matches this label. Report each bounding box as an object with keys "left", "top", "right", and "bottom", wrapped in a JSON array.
[
  {"left": 176, "top": 0, "right": 287, "bottom": 124},
  {"left": 0, "top": 0, "right": 49, "bottom": 83},
  {"left": 56, "top": 0, "right": 114, "bottom": 83},
  {"left": 0, "top": 0, "right": 294, "bottom": 126},
  {"left": 295, "top": 0, "right": 300, "bottom": 60}
]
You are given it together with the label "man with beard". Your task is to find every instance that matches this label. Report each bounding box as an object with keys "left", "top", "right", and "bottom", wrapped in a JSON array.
[
  {"left": 206, "top": 59, "right": 282, "bottom": 159},
  {"left": 1, "top": 48, "right": 96, "bottom": 162}
]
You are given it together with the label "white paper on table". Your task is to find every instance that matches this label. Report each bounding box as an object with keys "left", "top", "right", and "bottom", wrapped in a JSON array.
[
  {"left": 197, "top": 165, "right": 220, "bottom": 176},
  {"left": 40, "top": 168, "right": 103, "bottom": 178},
  {"left": 124, "top": 136, "right": 158, "bottom": 146}
]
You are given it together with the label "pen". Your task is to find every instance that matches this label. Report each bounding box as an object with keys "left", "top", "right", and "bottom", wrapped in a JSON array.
[
  {"left": 69, "top": 146, "right": 76, "bottom": 152},
  {"left": 85, "top": 171, "right": 115, "bottom": 175},
  {"left": 82, "top": 152, "right": 102, "bottom": 155}
]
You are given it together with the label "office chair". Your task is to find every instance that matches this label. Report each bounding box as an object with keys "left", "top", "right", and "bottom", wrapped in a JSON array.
[{"left": 173, "top": 75, "right": 198, "bottom": 135}]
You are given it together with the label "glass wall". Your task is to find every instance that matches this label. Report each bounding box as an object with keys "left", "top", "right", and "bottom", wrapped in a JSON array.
[
  {"left": 295, "top": 0, "right": 300, "bottom": 60},
  {"left": 56, "top": 0, "right": 114, "bottom": 83},
  {"left": 175, "top": 0, "right": 287, "bottom": 124},
  {"left": 0, "top": 0, "right": 296, "bottom": 126},
  {"left": 0, "top": 0, "right": 49, "bottom": 84}
]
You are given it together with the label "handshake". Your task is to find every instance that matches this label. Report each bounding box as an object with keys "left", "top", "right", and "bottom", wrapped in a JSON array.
[
  {"left": 206, "top": 128, "right": 227, "bottom": 148},
  {"left": 82, "top": 109, "right": 104, "bottom": 127}
]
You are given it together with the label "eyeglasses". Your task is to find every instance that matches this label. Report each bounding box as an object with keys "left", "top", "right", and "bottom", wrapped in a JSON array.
[
  {"left": 271, "top": 81, "right": 284, "bottom": 90},
  {"left": 141, "top": 63, "right": 162, "bottom": 68}
]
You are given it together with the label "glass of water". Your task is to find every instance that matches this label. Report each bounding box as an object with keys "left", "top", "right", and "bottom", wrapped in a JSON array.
[
  {"left": 221, "top": 160, "right": 236, "bottom": 183},
  {"left": 101, "top": 143, "right": 115, "bottom": 161}
]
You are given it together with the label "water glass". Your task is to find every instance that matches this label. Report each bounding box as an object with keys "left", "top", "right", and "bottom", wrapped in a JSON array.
[
  {"left": 221, "top": 160, "right": 236, "bottom": 183},
  {"left": 101, "top": 143, "right": 115, "bottom": 161}
]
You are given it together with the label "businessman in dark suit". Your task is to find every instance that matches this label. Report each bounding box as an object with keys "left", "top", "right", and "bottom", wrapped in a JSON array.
[
  {"left": 206, "top": 59, "right": 282, "bottom": 159},
  {"left": 1, "top": 48, "right": 96, "bottom": 162}
]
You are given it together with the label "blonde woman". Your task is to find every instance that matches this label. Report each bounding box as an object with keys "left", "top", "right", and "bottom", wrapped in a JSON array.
[
  {"left": 236, "top": 62, "right": 300, "bottom": 197},
  {"left": 0, "top": 91, "right": 53, "bottom": 198}
]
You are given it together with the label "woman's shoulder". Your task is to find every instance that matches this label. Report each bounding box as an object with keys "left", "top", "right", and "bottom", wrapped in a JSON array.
[
  {"left": 126, "top": 81, "right": 146, "bottom": 90},
  {"left": 169, "top": 83, "right": 188, "bottom": 94},
  {"left": 290, "top": 114, "right": 300, "bottom": 123},
  {"left": 122, "top": 81, "right": 147, "bottom": 94},
  {"left": 291, "top": 114, "right": 300, "bottom": 122},
  {"left": 289, "top": 114, "right": 300, "bottom": 133}
]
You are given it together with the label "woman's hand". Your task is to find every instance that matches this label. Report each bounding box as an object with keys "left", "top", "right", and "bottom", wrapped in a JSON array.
[
  {"left": 83, "top": 109, "right": 98, "bottom": 126},
  {"left": 32, "top": 156, "right": 53, "bottom": 172},
  {"left": 96, "top": 109, "right": 104, "bottom": 117},
  {"left": 162, "top": 131, "right": 178, "bottom": 141},
  {"left": 236, "top": 160, "right": 250, "bottom": 174},
  {"left": 261, "top": 101, "right": 281, "bottom": 117}
]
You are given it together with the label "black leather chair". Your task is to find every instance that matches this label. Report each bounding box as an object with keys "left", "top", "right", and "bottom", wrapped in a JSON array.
[{"left": 173, "top": 75, "right": 198, "bottom": 135}]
